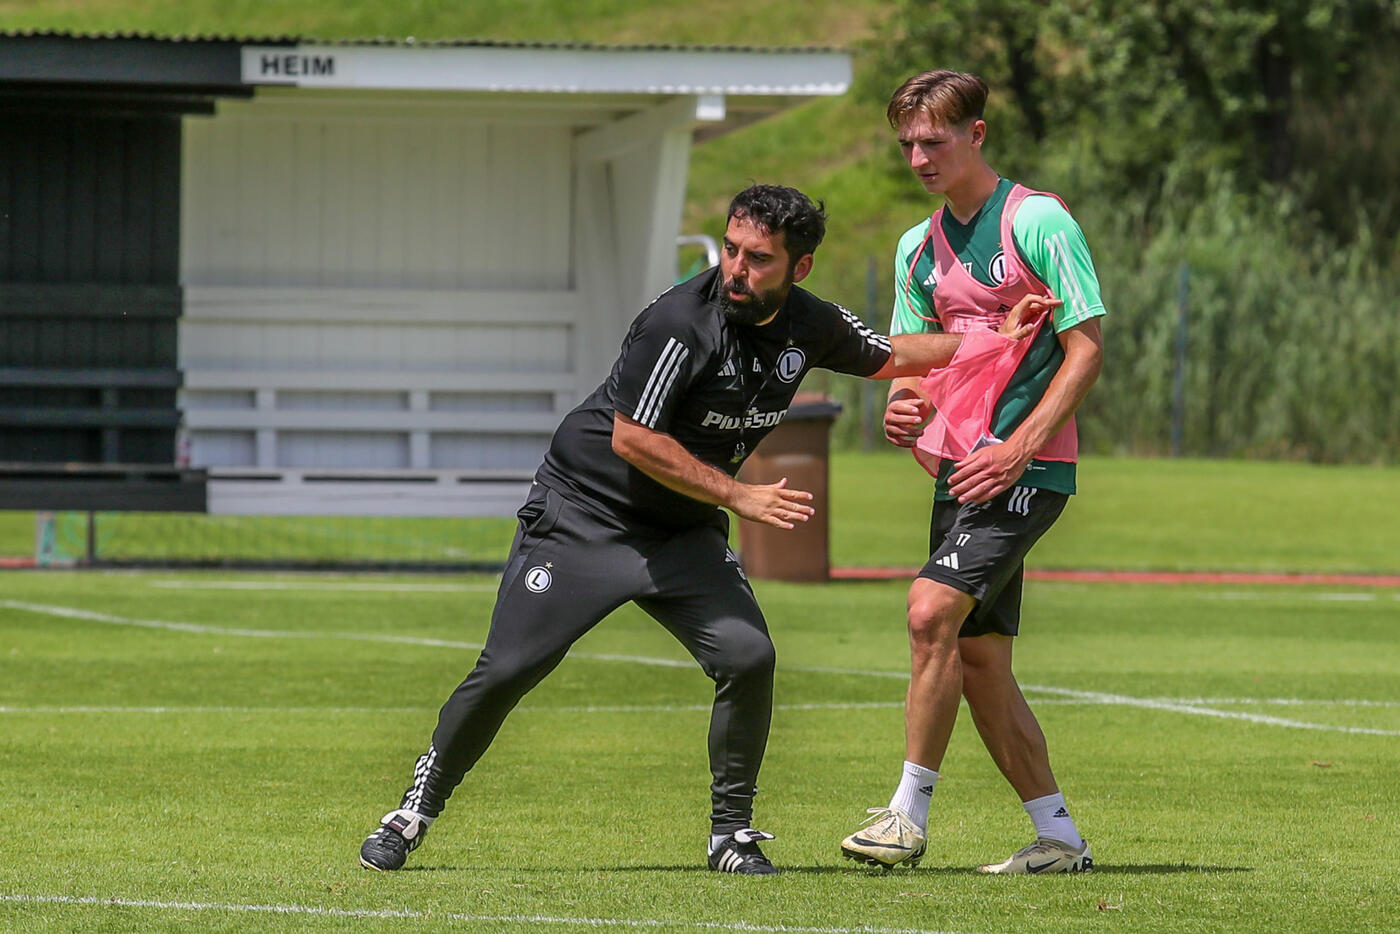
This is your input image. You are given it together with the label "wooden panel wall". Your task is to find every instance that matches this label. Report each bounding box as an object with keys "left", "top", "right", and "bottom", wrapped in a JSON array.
[
  {"left": 179, "top": 100, "right": 582, "bottom": 476},
  {"left": 181, "top": 106, "right": 572, "bottom": 290},
  {"left": 0, "top": 113, "right": 183, "bottom": 464},
  {"left": 0, "top": 113, "right": 180, "bottom": 285}
]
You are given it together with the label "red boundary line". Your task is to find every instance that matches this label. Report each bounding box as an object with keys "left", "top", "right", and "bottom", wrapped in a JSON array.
[{"left": 830, "top": 567, "right": 1400, "bottom": 587}]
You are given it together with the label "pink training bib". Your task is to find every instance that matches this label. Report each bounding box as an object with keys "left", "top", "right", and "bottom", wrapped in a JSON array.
[{"left": 909, "top": 184, "right": 1078, "bottom": 474}]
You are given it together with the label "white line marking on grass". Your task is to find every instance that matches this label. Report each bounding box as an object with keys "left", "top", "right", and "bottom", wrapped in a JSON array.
[
  {"left": 1130, "top": 697, "right": 1400, "bottom": 709},
  {"left": 2, "top": 600, "right": 1393, "bottom": 736},
  {"left": 0, "top": 600, "right": 707, "bottom": 669},
  {"left": 1019, "top": 684, "right": 1400, "bottom": 736},
  {"left": 149, "top": 580, "right": 500, "bottom": 593},
  {"left": 0, "top": 598, "right": 489, "bottom": 651},
  {"left": 1192, "top": 591, "right": 1385, "bottom": 603},
  {"left": 0, "top": 701, "right": 907, "bottom": 716},
  {"left": 0, "top": 893, "right": 969, "bottom": 934},
  {"left": 1024, "top": 696, "right": 1400, "bottom": 709}
]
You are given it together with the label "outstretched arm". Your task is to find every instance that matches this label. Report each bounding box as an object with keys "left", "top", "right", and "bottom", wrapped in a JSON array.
[
  {"left": 611, "top": 414, "right": 816, "bottom": 530},
  {"left": 865, "top": 294, "right": 1059, "bottom": 381}
]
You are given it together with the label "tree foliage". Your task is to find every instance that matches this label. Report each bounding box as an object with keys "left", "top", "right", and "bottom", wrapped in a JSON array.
[
  {"left": 839, "top": 1, "right": 1400, "bottom": 462},
  {"left": 863, "top": 0, "right": 1400, "bottom": 243}
]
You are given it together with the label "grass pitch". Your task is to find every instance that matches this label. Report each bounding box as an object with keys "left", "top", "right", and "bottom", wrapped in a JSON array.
[{"left": 1, "top": 563, "right": 1397, "bottom": 933}]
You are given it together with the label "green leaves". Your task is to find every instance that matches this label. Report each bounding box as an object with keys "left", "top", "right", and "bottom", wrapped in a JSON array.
[{"left": 865, "top": 0, "right": 1400, "bottom": 230}]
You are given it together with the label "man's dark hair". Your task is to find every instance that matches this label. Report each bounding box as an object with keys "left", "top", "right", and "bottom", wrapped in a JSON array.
[{"left": 726, "top": 184, "right": 827, "bottom": 266}]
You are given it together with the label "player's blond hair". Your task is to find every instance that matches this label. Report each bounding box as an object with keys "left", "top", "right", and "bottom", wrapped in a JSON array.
[{"left": 886, "top": 70, "right": 988, "bottom": 130}]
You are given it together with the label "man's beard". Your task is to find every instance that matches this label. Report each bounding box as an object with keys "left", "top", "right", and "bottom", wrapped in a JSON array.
[{"left": 719, "top": 276, "right": 790, "bottom": 325}]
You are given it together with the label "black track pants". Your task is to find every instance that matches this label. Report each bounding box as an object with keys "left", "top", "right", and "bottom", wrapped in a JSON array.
[{"left": 396, "top": 483, "right": 775, "bottom": 833}]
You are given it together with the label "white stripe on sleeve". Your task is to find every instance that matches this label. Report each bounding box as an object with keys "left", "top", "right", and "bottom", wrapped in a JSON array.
[
  {"left": 632, "top": 338, "right": 690, "bottom": 428},
  {"left": 837, "top": 305, "right": 892, "bottom": 353},
  {"left": 1047, "top": 231, "right": 1090, "bottom": 322}
]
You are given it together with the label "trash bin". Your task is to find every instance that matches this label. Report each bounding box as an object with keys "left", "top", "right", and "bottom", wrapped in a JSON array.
[{"left": 735, "top": 393, "right": 842, "bottom": 582}]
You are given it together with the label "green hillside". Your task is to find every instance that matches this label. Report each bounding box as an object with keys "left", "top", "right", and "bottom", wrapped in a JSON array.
[{"left": 0, "top": 0, "right": 883, "bottom": 46}]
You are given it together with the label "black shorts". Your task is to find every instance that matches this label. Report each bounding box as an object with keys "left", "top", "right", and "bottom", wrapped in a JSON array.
[{"left": 917, "top": 485, "right": 1068, "bottom": 638}]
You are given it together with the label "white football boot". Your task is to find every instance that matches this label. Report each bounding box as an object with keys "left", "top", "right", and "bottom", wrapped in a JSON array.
[
  {"left": 840, "top": 807, "right": 926, "bottom": 869},
  {"left": 977, "top": 837, "right": 1093, "bottom": 874}
]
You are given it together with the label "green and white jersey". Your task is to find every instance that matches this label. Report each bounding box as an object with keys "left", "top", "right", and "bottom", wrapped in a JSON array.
[{"left": 891, "top": 177, "right": 1106, "bottom": 498}]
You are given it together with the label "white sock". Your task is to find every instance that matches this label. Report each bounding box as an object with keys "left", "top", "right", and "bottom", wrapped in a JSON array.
[
  {"left": 888, "top": 761, "right": 939, "bottom": 831},
  {"left": 383, "top": 808, "right": 433, "bottom": 841},
  {"left": 1023, "top": 792, "right": 1082, "bottom": 849},
  {"left": 709, "top": 833, "right": 727, "bottom": 855}
]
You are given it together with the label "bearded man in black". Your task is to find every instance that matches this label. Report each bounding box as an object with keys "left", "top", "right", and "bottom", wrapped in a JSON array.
[{"left": 358, "top": 185, "right": 1047, "bottom": 875}]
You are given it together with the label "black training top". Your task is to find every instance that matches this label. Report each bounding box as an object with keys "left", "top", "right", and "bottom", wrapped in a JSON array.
[{"left": 534, "top": 266, "right": 893, "bottom": 532}]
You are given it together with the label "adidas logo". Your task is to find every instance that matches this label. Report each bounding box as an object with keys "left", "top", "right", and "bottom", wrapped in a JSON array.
[
  {"left": 935, "top": 552, "right": 959, "bottom": 571},
  {"left": 1053, "top": 807, "right": 1069, "bottom": 818},
  {"left": 719, "top": 359, "right": 737, "bottom": 377},
  {"left": 918, "top": 784, "right": 935, "bottom": 796}
]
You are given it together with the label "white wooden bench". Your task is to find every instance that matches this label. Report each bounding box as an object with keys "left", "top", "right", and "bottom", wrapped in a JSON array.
[{"left": 179, "top": 286, "right": 586, "bottom": 514}]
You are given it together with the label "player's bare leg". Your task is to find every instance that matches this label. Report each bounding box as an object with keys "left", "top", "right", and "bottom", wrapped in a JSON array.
[
  {"left": 903, "top": 580, "right": 976, "bottom": 768},
  {"left": 959, "top": 633, "right": 1092, "bottom": 873},
  {"left": 958, "top": 634, "right": 1055, "bottom": 799},
  {"left": 841, "top": 579, "right": 972, "bottom": 868}
]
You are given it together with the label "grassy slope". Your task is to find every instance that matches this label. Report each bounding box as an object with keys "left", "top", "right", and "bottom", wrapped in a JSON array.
[{"left": 0, "top": 0, "right": 883, "bottom": 45}]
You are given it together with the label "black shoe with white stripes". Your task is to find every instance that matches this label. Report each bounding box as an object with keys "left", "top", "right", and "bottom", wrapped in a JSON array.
[
  {"left": 359, "top": 809, "right": 430, "bottom": 871},
  {"left": 708, "top": 829, "right": 779, "bottom": 875}
]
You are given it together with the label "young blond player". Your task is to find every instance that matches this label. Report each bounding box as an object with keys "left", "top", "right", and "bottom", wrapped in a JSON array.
[{"left": 840, "top": 71, "right": 1106, "bottom": 874}]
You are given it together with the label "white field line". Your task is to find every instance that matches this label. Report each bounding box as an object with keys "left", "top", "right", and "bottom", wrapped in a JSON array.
[
  {"left": 1017, "top": 684, "right": 1400, "bottom": 736},
  {"left": 0, "top": 598, "right": 492, "bottom": 652},
  {"left": 2, "top": 599, "right": 1394, "bottom": 736},
  {"left": 1104, "top": 696, "right": 1400, "bottom": 708},
  {"left": 0, "top": 697, "right": 1392, "bottom": 716},
  {"left": 0, "top": 893, "right": 967, "bottom": 934},
  {"left": 1189, "top": 591, "right": 1400, "bottom": 602},
  {"left": 0, "top": 702, "right": 906, "bottom": 716},
  {"left": 0, "top": 599, "right": 705, "bottom": 669},
  {"left": 148, "top": 580, "right": 500, "bottom": 593}
]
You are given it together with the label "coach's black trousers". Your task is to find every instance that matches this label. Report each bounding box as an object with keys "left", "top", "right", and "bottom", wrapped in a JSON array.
[{"left": 397, "top": 482, "right": 776, "bottom": 833}]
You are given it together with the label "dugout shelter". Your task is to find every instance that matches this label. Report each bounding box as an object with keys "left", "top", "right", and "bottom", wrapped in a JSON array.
[{"left": 0, "top": 31, "right": 851, "bottom": 516}]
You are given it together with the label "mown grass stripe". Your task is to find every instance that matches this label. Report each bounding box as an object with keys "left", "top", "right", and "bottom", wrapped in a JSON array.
[
  {"left": 0, "top": 702, "right": 907, "bottom": 715},
  {"left": 3, "top": 598, "right": 1394, "bottom": 736}
]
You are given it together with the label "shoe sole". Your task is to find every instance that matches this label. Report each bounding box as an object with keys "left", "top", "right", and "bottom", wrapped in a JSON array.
[
  {"left": 708, "top": 867, "right": 781, "bottom": 876},
  {"left": 840, "top": 846, "right": 923, "bottom": 870},
  {"left": 976, "top": 858, "right": 1093, "bottom": 874},
  {"left": 359, "top": 856, "right": 401, "bottom": 872}
]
